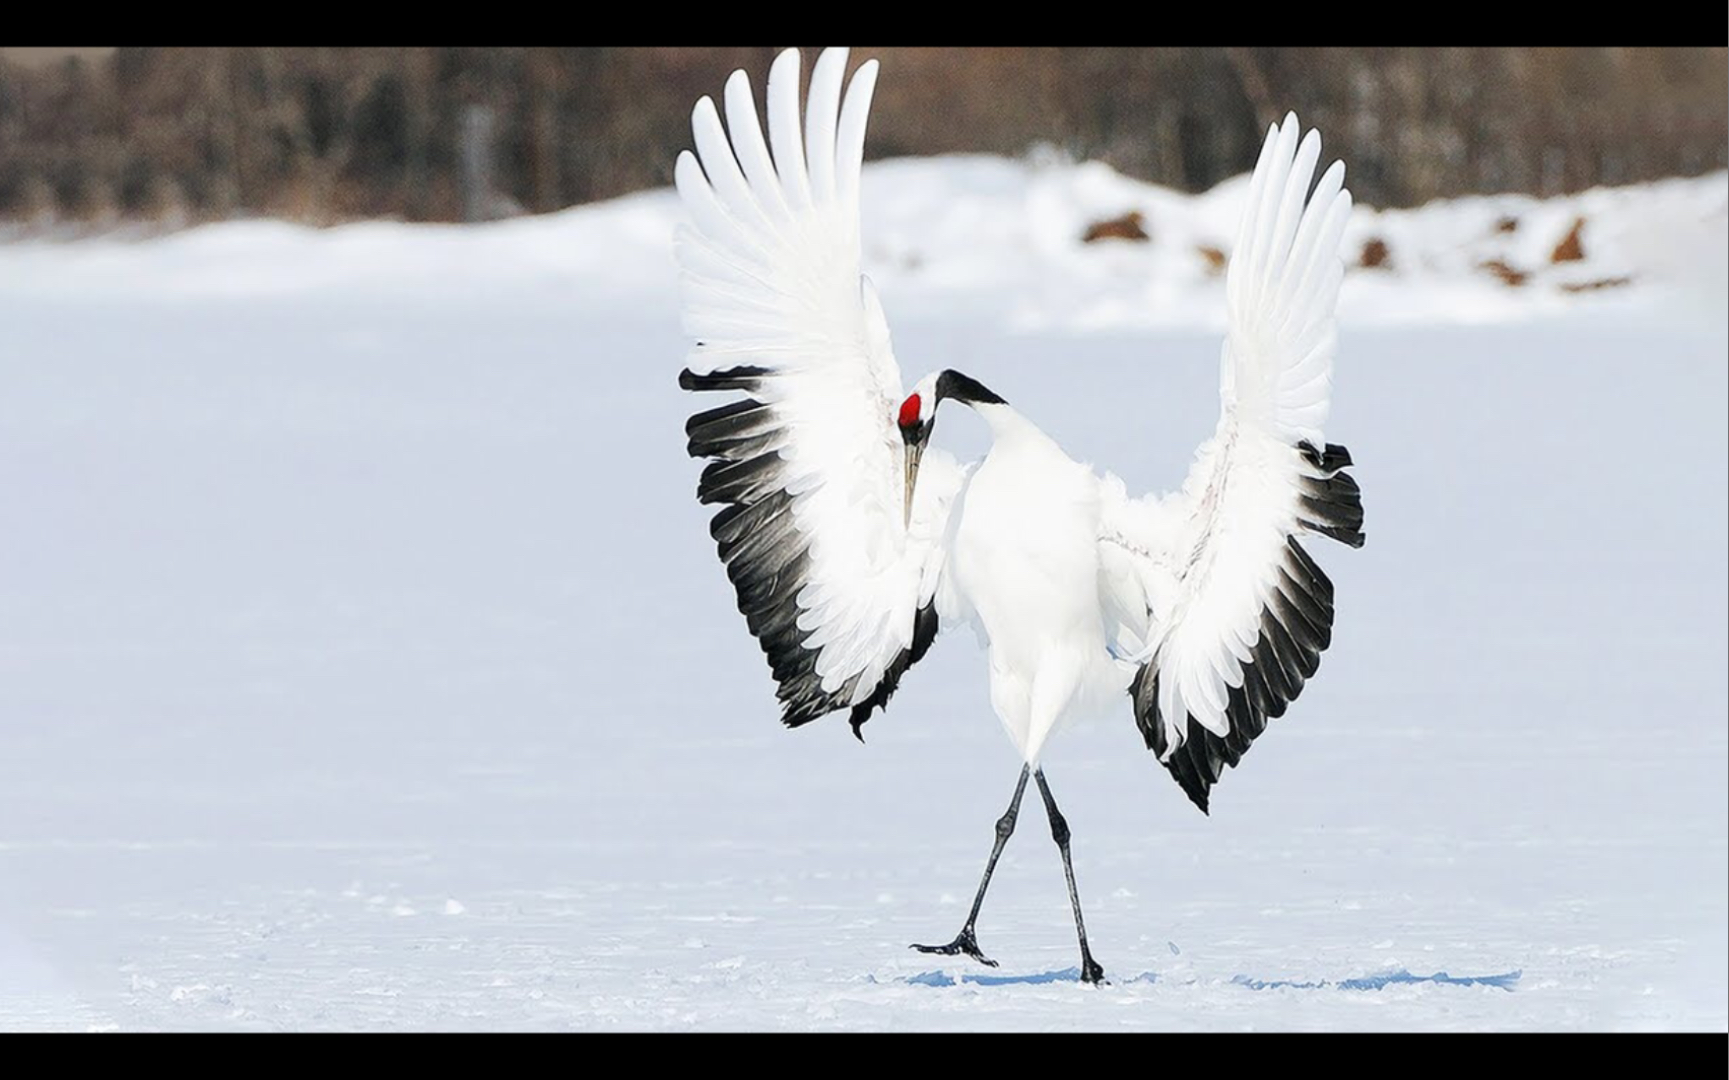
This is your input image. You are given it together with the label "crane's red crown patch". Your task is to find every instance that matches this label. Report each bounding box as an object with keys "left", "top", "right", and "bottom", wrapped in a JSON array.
[{"left": 898, "top": 394, "right": 922, "bottom": 429}]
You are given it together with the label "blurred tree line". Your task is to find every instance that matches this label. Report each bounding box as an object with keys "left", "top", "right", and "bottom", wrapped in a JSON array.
[{"left": 0, "top": 47, "right": 1723, "bottom": 226}]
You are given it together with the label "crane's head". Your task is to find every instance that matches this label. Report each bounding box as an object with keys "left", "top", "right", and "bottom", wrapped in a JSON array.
[
  {"left": 897, "top": 379, "right": 936, "bottom": 529},
  {"left": 897, "top": 370, "right": 1005, "bottom": 528}
]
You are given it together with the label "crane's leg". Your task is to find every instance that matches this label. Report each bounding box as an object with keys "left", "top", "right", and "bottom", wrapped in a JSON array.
[
  {"left": 911, "top": 764, "right": 1030, "bottom": 968},
  {"left": 1034, "top": 768, "right": 1106, "bottom": 985}
]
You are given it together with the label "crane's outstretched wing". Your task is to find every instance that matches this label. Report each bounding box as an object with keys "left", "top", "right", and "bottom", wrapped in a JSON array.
[
  {"left": 677, "top": 47, "right": 961, "bottom": 736},
  {"left": 1099, "top": 114, "right": 1365, "bottom": 812}
]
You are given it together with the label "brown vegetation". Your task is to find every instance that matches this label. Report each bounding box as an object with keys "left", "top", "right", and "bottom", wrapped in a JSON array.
[
  {"left": 1, "top": 47, "right": 1724, "bottom": 225},
  {"left": 1196, "top": 245, "right": 1227, "bottom": 275},
  {"left": 1359, "top": 237, "right": 1392, "bottom": 269},
  {"left": 1551, "top": 217, "right": 1587, "bottom": 263},
  {"left": 1082, "top": 211, "right": 1149, "bottom": 243},
  {"left": 1560, "top": 276, "right": 1632, "bottom": 292},
  {"left": 1479, "top": 259, "right": 1530, "bottom": 287}
]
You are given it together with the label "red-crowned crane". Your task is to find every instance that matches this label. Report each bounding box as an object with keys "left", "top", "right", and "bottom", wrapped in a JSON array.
[{"left": 676, "top": 48, "right": 1364, "bottom": 984}]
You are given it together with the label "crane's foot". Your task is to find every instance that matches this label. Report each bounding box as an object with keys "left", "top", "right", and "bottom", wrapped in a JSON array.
[
  {"left": 1079, "top": 952, "right": 1107, "bottom": 985},
  {"left": 910, "top": 926, "right": 998, "bottom": 968}
]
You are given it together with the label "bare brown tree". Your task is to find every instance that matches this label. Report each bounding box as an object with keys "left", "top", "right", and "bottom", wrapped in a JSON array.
[{"left": 0, "top": 47, "right": 1722, "bottom": 226}]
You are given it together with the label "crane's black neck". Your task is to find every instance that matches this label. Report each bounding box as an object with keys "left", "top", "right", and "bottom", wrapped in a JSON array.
[{"left": 935, "top": 370, "right": 1006, "bottom": 408}]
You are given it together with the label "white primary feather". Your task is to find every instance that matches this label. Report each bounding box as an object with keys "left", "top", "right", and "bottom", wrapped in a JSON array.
[
  {"left": 675, "top": 48, "right": 958, "bottom": 724},
  {"left": 1101, "top": 113, "right": 1355, "bottom": 757}
]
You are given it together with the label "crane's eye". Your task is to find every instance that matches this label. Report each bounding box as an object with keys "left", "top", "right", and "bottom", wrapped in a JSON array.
[{"left": 898, "top": 393, "right": 922, "bottom": 430}]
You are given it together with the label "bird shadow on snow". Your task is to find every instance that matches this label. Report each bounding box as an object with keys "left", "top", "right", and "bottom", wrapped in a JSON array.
[
  {"left": 888, "top": 968, "right": 1158, "bottom": 988},
  {"left": 886, "top": 968, "right": 1521, "bottom": 991}
]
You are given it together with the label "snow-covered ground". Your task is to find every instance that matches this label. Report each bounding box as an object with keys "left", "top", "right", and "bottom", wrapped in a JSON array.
[{"left": 1, "top": 159, "right": 1724, "bottom": 1031}]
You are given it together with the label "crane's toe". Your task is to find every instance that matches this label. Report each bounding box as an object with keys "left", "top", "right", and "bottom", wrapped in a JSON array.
[{"left": 910, "top": 926, "right": 998, "bottom": 968}]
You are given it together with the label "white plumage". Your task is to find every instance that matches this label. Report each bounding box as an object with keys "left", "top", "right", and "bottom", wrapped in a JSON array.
[
  {"left": 1100, "top": 116, "right": 1358, "bottom": 764},
  {"left": 676, "top": 50, "right": 965, "bottom": 726},
  {"left": 675, "top": 48, "right": 1365, "bottom": 981},
  {"left": 945, "top": 401, "right": 1130, "bottom": 765}
]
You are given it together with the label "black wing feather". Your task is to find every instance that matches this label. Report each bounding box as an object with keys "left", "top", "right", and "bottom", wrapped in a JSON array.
[
  {"left": 682, "top": 369, "right": 938, "bottom": 733},
  {"left": 1135, "top": 443, "right": 1364, "bottom": 813}
]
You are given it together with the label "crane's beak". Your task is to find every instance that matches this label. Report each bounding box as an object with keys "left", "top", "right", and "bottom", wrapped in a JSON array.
[{"left": 903, "top": 439, "right": 924, "bottom": 530}]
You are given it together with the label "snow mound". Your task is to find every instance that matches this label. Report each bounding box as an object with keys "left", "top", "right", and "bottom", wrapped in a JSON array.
[{"left": 1, "top": 157, "right": 1721, "bottom": 333}]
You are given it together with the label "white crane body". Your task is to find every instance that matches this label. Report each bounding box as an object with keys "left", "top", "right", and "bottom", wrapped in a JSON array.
[{"left": 944, "top": 404, "right": 1132, "bottom": 764}]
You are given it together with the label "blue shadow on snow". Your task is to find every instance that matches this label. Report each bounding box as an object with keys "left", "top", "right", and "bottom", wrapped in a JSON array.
[
  {"left": 889, "top": 967, "right": 1519, "bottom": 991},
  {"left": 900, "top": 968, "right": 1158, "bottom": 987},
  {"left": 1232, "top": 969, "right": 1522, "bottom": 993}
]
